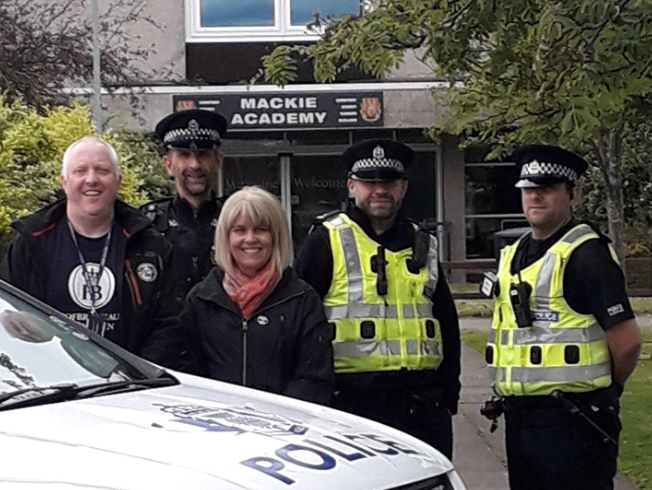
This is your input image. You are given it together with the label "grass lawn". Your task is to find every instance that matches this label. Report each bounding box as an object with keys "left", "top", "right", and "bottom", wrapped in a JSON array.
[{"left": 461, "top": 326, "right": 652, "bottom": 490}]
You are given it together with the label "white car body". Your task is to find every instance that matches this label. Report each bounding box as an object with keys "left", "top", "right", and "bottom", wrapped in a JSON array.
[{"left": 0, "top": 282, "right": 466, "bottom": 490}]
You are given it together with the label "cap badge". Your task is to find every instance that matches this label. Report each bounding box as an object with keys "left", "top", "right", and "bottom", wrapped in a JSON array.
[
  {"left": 188, "top": 119, "right": 200, "bottom": 131},
  {"left": 372, "top": 145, "right": 385, "bottom": 159},
  {"left": 522, "top": 160, "right": 541, "bottom": 176}
]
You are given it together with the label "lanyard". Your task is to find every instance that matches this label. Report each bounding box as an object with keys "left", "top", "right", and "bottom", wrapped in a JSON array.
[{"left": 67, "top": 220, "right": 112, "bottom": 314}]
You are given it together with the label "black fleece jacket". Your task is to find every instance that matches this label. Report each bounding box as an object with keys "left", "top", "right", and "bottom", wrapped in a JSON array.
[
  {"left": 179, "top": 267, "right": 335, "bottom": 405},
  {"left": 0, "top": 199, "right": 183, "bottom": 368}
]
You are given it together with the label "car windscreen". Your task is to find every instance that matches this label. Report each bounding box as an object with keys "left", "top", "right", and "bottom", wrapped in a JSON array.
[{"left": 0, "top": 291, "right": 134, "bottom": 394}]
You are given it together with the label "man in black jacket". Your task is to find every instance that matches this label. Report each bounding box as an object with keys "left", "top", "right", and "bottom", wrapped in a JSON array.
[
  {"left": 0, "top": 136, "right": 182, "bottom": 367},
  {"left": 141, "top": 109, "right": 228, "bottom": 299},
  {"left": 295, "top": 139, "right": 461, "bottom": 460}
]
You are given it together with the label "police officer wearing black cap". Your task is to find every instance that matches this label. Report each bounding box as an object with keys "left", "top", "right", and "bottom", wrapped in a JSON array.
[
  {"left": 141, "top": 109, "right": 228, "bottom": 299},
  {"left": 295, "top": 139, "right": 461, "bottom": 460},
  {"left": 484, "top": 144, "right": 642, "bottom": 490}
]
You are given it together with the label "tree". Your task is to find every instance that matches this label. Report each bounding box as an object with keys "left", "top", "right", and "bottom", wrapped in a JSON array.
[
  {"left": 263, "top": 0, "right": 652, "bottom": 262},
  {"left": 0, "top": 96, "right": 172, "bottom": 254},
  {"left": 0, "top": 0, "right": 175, "bottom": 117}
]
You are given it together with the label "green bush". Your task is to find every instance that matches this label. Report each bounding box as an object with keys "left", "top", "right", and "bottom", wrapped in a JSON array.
[{"left": 0, "top": 96, "right": 173, "bottom": 254}]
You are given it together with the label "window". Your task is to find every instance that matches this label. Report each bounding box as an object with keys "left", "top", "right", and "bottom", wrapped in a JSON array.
[
  {"left": 464, "top": 148, "right": 525, "bottom": 259},
  {"left": 186, "top": 0, "right": 363, "bottom": 42}
]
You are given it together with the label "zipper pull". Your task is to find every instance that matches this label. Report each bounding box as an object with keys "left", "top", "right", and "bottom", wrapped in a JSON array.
[{"left": 242, "top": 320, "right": 248, "bottom": 332}]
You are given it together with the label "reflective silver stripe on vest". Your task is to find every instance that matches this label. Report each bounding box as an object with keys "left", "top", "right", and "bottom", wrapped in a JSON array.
[
  {"left": 422, "top": 340, "right": 440, "bottom": 356},
  {"left": 533, "top": 225, "right": 594, "bottom": 322},
  {"left": 425, "top": 235, "right": 439, "bottom": 292},
  {"left": 533, "top": 252, "right": 557, "bottom": 313},
  {"left": 511, "top": 324, "right": 605, "bottom": 345},
  {"left": 326, "top": 304, "right": 398, "bottom": 320},
  {"left": 496, "top": 362, "right": 611, "bottom": 383},
  {"left": 562, "top": 225, "right": 592, "bottom": 244},
  {"left": 339, "top": 226, "right": 364, "bottom": 304},
  {"left": 334, "top": 340, "right": 401, "bottom": 358},
  {"left": 405, "top": 340, "right": 441, "bottom": 356},
  {"left": 403, "top": 304, "right": 433, "bottom": 319},
  {"left": 487, "top": 367, "right": 503, "bottom": 382},
  {"left": 490, "top": 325, "right": 604, "bottom": 345}
]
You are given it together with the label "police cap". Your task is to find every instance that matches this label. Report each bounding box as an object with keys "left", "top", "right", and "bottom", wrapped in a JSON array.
[
  {"left": 155, "top": 109, "right": 227, "bottom": 151},
  {"left": 343, "top": 139, "right": 413, "bottom": 182},
  {"left": 511, "top": 144, "right": 588, "bottom": 188}
]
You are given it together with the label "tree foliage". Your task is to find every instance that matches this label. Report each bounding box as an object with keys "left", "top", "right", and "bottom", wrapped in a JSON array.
[
  {"left": 0, "top": 0, "right": 173, "bottom": 111},
  {"left": 264, "top": 0, "right": 652, "bottom": 261},
  {"left": 0, "top": 96, "right": 172, "bottom": 252}
]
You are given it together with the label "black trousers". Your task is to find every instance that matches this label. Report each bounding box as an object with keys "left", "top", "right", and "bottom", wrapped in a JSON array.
[
  {"left": 334, "top": 388, "right": 453, "bottom": 460},
  {"left": 504, "top": 395, "right": 621, "bottom": 490}
]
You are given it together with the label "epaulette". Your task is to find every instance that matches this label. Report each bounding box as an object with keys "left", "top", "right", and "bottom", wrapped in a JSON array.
[
  {"left": 313, "top": 210, "right": 341, "bottom": 225},
  {"left": 580, "top": 220, "right": 611, "bottom": 245},
  {"left": 139, "top": 198, "right": 172, "bottom": 222},
  {"left": 408, "top": 217, "right": 438, "bottom": 236},
  {"left": 309, "top": 210, "right": 341, "bottom": 233}
]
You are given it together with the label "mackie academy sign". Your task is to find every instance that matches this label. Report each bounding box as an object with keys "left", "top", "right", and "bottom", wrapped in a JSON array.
[{"left": 173, "top": 93, "right": 384, "bottom": 131}]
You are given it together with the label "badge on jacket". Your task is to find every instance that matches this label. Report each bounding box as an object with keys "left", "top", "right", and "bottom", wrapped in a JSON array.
[
  {"left": 257, "top": 315, "right": 269, "bottom": 326},
  {"left": 137, "top": 263, "right": 158, "bottom": 283}
]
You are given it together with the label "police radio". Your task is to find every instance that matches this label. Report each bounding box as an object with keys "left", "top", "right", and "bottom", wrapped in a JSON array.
[{"left": 510, "top": 276, "right": 533, "bottom": 328}]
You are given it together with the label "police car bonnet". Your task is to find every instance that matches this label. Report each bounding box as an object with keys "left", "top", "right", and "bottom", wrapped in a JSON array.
[
  {"left": 344, "top": 139, "right": 414, "bottom": 182},
  {"left": 155, "top": 109, "right": 228, "bottom": 151},
  {"left": 511, "top": 144, "right": 588, "bottom": 189}
]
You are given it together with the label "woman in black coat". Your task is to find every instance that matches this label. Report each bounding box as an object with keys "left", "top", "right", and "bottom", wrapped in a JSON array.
[{"left": 180, "top": 186, "right": 334, "bottom": 405}]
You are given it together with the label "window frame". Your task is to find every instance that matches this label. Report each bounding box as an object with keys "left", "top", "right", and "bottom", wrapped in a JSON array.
[{"left": 185, "top": 0, "right": 364, "bottom": 42}]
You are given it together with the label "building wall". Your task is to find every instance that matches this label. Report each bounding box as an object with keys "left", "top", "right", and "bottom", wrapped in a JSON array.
[{"left": 68, "top": 0, "right": 471, "bottom": 264}]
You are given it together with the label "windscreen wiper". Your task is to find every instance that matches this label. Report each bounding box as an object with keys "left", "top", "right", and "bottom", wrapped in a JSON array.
[
  {"left": 72, "top": 375, "right": 178, "bottom": 398},
  {"left": 0, "top": 384, "right": 80, "bottom": 410},
  {"left": 0, "top": 375, "right": 178, "bottom": 411}
]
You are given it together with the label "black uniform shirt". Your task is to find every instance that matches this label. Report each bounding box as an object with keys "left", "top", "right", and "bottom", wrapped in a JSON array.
[
  {"left": 511, "top": 220, "right": 634, "bottom": 330},
  {"left": 295, "top": 206, "right": 461, "bottom": 413},
  {"left": 142, "top": 195, "right": 222, "bottom": 298}
]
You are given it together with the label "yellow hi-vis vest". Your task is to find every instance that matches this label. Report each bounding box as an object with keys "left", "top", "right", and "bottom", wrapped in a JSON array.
[
  {"left": 323, "top": 213, "right": 443, "bottom": 374},
  {"left": 487, "top": 224, "right": 614, "bottom": 396}
]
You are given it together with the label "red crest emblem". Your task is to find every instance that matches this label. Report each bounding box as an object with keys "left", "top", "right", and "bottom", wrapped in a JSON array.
[
  {"left": 176, "top": 99, "right": 197, "bottom": 111},
  {"left": 360, "top": 97, "right": 382, "bottom": 123}
]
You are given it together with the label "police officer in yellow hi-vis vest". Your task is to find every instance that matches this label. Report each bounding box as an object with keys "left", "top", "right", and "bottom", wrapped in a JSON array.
[
  {"left": 295, "top": 139, "right": 461, "bottom": 460},
  {"left": 483, "top": 144, "right": 642, "bottom": 490}
]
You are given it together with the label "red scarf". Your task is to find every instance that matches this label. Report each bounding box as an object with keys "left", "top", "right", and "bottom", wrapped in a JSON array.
[{"left": 223, "top": 264, "right": 281, "bottom": 320}]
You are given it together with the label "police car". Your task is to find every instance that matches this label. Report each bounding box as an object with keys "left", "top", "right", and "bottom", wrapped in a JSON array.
[{"left": 0, "top": 281, "right": 466, "bottom": 490}]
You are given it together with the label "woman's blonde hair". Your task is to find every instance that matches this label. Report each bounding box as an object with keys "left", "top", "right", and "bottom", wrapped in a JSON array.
[{"left": 214, "top": 186, "right": 293, "bottom": 276}]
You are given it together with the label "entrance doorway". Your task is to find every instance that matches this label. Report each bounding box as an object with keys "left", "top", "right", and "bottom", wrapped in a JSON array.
[{"left": 221, "top": 142, "right": 439, "bottom": 256}]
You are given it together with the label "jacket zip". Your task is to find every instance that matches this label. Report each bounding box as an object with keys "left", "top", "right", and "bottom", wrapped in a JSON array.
[
  {"left": 237, "top": 290, "right": 304, "bottom": 388},
  {"left": 241, "top": 319, "right": 248, "bottom": 385}
]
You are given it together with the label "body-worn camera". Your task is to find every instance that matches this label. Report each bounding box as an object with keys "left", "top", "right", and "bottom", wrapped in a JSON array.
[{"left": 510, "top": 281, "right": 533, "bottom": 328}]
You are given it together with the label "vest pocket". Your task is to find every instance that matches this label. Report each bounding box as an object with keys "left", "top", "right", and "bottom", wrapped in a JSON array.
[
  {"left": 530, "top": 346, "right": 543, "bottom": 365},
  {"left": 564, "top": 345, "right": 580, "bottom": 364},
  {"left": 425, "top": 320, "right": 436, "bottom": 339},
  {"left": 486, "top": 345, "right": 494, "bottom": 364},
  {"left": 360, "top": 320, "right": 376, "bottom": 339}
]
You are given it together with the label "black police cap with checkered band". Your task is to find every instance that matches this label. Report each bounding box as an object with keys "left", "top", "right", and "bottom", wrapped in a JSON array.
[
  {"left": 155, "top": 109, "right": 228, "bottom": 151},
  {"left": 343, "top": 139, "right": 414, "bottom": 182},
  {"left": 511, "top": 144, "right": 588, "bottom": 188}
]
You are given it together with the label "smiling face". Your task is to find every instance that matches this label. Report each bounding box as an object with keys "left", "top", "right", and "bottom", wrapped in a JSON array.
[
  {"left": 60, "top": 141, "right": 122, "bottom": 222},
  {"left": 164, "top": 148, "right": 222, "bottom": 203},
  {"left": 228, "top": 213, "right": 274, "bottom": 278},
  {"left": 522, "top": 183, "right": 579, "bottom": 239}
]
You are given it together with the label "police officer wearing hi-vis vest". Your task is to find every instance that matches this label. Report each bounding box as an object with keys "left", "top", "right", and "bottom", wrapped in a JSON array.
[
  {"left": 482, "top": 145, "right": 641, "bottom": 490},
  {"left": 295, "top": 139, "right": 461, "bottom": 460}
]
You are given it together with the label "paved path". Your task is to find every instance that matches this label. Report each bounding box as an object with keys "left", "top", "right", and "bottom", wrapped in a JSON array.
[{"left": 453, "top": 317, "right": 639, "bottom": 490}]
